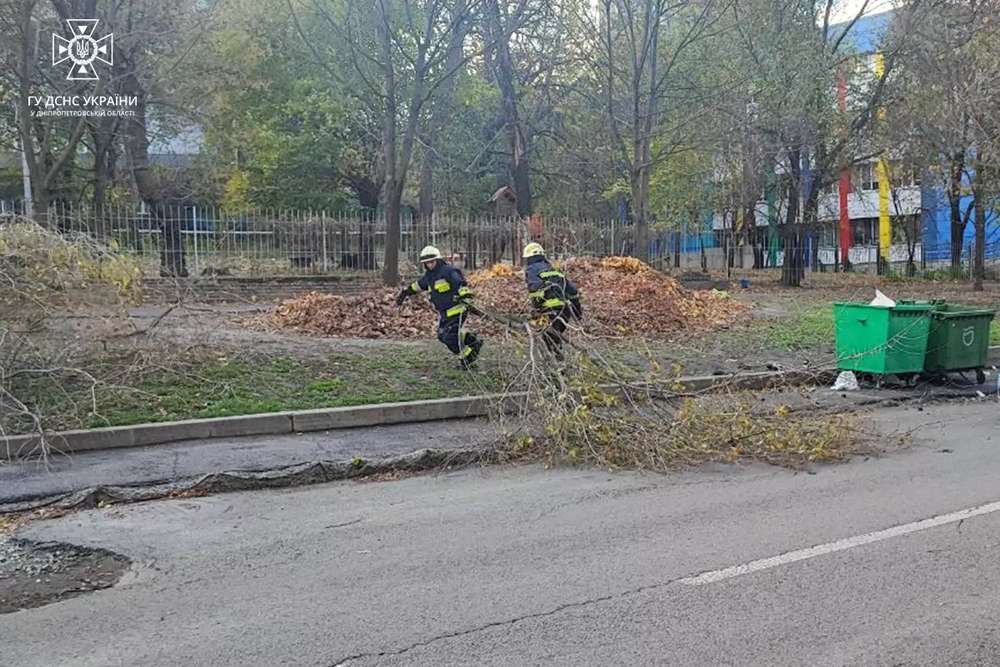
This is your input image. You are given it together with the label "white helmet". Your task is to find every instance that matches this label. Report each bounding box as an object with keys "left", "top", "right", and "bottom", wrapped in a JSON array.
[
  {"left": 419, "top": 245, "right": 443, "bottom": 263},
  {"left": 522, "top": 242, "right": 545, "bottom": 258}
]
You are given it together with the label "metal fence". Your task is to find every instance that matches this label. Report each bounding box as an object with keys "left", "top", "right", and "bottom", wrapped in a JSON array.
[
  {"left": 6, "top": 199, "right": 992, "bottom": 279},
  {"left": 0, "top": 200, "right": 675, "bottom": 277}
]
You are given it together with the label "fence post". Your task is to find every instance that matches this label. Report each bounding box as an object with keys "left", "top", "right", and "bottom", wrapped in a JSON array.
[
  {"left": 192, "top": 205, "right": 200, "bottom": 275},
  {"left": 321, "top": 210, "right": 329, "bottom": 273}
]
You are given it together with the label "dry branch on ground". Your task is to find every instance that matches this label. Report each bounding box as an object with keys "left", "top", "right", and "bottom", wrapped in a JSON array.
[
  {"left": 0, "top": 219, "right": 145, "bottom": 460},
  {"left": 489, "top": 341, "right": 867, "bottom": 472}
]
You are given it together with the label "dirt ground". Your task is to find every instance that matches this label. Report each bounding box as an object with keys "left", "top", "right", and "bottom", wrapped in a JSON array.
[
  {"left": 8, "top": 271, "right": 997, "bottom": 435},
  {"left": 54, "top": 273, "right": 1000, "bottom": 376}
]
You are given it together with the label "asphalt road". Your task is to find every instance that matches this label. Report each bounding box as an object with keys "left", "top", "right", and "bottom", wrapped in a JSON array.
[{"left": 2, "top": 400, "right": 1000, "bottom": 666}]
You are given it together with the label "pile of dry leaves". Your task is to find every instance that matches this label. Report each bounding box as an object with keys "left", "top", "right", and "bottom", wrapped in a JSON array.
[{"left": 268, "top": 257, "right": 746, "bottom": 339}]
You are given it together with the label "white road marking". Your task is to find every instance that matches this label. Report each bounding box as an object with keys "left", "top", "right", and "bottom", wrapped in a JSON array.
[{"left": 679, "top": 499, "right": 1000, "bottom": 586}]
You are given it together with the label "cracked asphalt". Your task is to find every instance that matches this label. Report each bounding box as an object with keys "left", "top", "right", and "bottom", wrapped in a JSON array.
[
  {"left": 0, "top": 419, "right": 494, "bottom": 504},
  {"left": 2, "top": 400, "right": 1000, "bottom": 665}
]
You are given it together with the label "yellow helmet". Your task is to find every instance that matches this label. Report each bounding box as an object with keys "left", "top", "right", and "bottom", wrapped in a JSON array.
[
  {"left": 419, "top": 245, "right": 443, "bottom": 262},
  {"left": 522, "top": 242, "right": 545, "bottom": 258}
]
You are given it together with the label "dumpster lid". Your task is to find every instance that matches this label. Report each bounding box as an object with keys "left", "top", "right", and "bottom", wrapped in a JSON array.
[
  {"left": 930, "top": 304, "right": 996, "bottom": 318},
  {"left": 833, "top": 301, "right": 934, "bottom": 311}
]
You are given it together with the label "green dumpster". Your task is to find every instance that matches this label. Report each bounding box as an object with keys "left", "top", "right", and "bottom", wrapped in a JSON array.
[
  {"left": 923, "top": 304, "right": 995, "bottom": 380},
  {"left": 834, "top": 302, "right": 933, "bottom": 377}
]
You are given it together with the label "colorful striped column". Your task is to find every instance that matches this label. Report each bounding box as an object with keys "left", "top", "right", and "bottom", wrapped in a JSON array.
[
  {"left": 837, "top": 67, "right": 850, "bottom": 266},
  {"left": 877, "top": 158, "right": 891, "bottom": 260},
  {"left": 875, "top": 52, "right": 890, "bottom": 263}
]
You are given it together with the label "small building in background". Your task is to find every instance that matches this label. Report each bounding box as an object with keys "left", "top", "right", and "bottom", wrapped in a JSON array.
[{"left": 489, "top": 185, "right": 518, "bottom": 218}]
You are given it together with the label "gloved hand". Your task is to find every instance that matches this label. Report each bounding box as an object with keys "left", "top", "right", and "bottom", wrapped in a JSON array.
[{"left": 395, "top": 289, "right": 409, "bottom": 307}]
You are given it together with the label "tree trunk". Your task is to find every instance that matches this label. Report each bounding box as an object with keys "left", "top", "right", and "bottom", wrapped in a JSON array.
[
  {"left": 383, "top": 191, "right": 402, "bottom": 284},
  {"left": 485, "top": 0, "right": 532, "bottom": 217},
  {"left": 630, "top": 169, "right": 651, "bottom": 263},
  {"left": 949, "top": 151, "right": 965, "bottom": 277},
  {"left": 90, "top": 117, "right": 118, "bottom": 214},
  {"left": 15, "top": 3, "right": 50, "bottom": 224},
  {"left": 343, "top": 174, "right": 380, "bottom": 270},
  {"left": 906, "top": 222, "right": 917, "bottom": 277},
  {"left": 781, "top": 149, "right": 803, "bottom": 287},
  {"left": 417, "top": 149, "right": 433, "bottom": 229},
  {"left": 415, "top": 149, "right": 431, "bottom": 258},
  {"left": 16, "top": 0, "right": 93, "bottom": 225},
  {"left": 974, "top": 198, "right": 985, "bottom": 291},
  {"left": 378, "top": 1, "right": 400, "bottom": 286},
  {"left": 699, "top": 231, "right": 707, "bottom": 272},
  {"left": 376, "top": 0, "right": 433, "bottom": 285},
  {"left": 630, "top": 0, "right": 659, "bottom": 265},
  {"left": 94, "top": 161, "right": 108, "bottom": 213},
  {"left": 803, "top": 180, "right": 821, "bottom": 278},
  {"left": 121, "top": 70, "right": 187, "bottom": 277},
  {"left": 15, "top": 1, "right": 42, "bottom": 220},
  {"left": 971, "top": 151, "right": 986, "bottom": 290}
]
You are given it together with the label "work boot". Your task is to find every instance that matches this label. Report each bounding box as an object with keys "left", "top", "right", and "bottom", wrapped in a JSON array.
[{"left": 459, "top": 339, "right": 483, "bottom": 370}]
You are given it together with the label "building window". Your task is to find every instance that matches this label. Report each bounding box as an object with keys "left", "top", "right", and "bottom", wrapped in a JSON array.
[
  {"left": 854, "top": 163, "right": 878, "bottom": 191},
  {"left": 887, "top": 161, "right": 921, "bottom": 187},
  {"left": 851, "top": 217, "right": 878, "bottom": 245}
]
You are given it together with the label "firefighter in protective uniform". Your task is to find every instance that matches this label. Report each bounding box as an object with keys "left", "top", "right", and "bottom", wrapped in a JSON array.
[
  {"left": 523, "top": 243, "right": 582, "bottom": 359},
  {"left": 396, "top": 246, "right": 484, "bottom": 368}
]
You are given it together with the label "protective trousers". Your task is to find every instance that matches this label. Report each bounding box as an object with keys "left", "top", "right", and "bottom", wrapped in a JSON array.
[
  {"left": 437, "top": 312, "right": 480, "bottom": 361},
  {"left": 540, "top": 306, "right": 571, "bottom": 356}
]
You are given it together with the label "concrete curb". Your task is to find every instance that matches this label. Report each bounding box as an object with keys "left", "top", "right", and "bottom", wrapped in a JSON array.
[
  {"left": 1, "top": 394, "right": 508, "bottom": 461},
  {"left": 3, "top": 351, "right": 996, "bottom": 460}
]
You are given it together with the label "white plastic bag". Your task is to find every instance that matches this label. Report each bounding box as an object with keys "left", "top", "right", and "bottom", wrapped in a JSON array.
[
  {"left": 869, "top": 289, "right": 896, "bottom": 308},
  {"left": 831, "top": 370, "right": 859, "bottom": 391}
]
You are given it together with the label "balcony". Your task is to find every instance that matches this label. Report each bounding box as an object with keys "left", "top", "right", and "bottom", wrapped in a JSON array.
[{"left": 818, "top": 185, "right": 921, "bottom": 222}]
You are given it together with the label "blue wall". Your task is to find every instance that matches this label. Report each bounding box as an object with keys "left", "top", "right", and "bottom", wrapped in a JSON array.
[
  {"left": 834, "top": 12, "right": 893, "bottom": 53},
  {"left": 922, "top": 188, "right": 1000, "bottom": 262}
]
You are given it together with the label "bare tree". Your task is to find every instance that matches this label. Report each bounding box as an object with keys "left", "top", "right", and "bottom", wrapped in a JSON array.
[
  {"left": 112, "top": 0, "right": 215, "bottom": 277},
  {"left": 893, "top": 0, "right": 1000, "bottom": 285},
  {"left": 595, "top": 0, "right": 726, "bottom": 263},
  {"left": 292, "top": 0, "right": 480, "bottom": 285},
  {"left": 483, "top": 0, "right": 535, "bottom": 217},
  {"left": 418, "top": 9, "right": 472, "bottom": 223},
  {"left": 6, "top": 0, "right": 94, "bottom": 219}
]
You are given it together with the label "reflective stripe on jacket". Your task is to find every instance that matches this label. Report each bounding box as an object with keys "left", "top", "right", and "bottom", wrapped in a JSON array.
[
  {"left": 408, "top": 261, "right": 472, "bottom": 317},
  {"left": 524, "top": 256, "right": 580, "bottom": 312}
]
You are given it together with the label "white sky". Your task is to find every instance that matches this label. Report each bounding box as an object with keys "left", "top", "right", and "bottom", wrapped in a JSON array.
[{"left": 827, "top": 0, "right": 900, "bottom": 24}]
